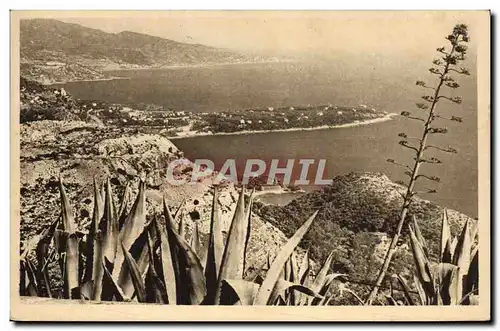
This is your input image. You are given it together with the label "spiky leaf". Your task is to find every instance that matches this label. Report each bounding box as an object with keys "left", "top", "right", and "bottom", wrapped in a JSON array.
[
  {"left": 409, "top": 225, "right": 434, "bottom": 297},
  {"left": 169, "top": 229, "right": 206, "bottom": 305},
  {"left": 214, "top": 187, "right": 249, "bottom": 303},
  {"left": 254, "top": 211, "right": 317, "bottom": 305},
  {"left": 121, "top": 242, "right": 147, "bottom": 303},
  {"left": 112, "top": 181, "right": 146, "bottom": 281},
  {"left": 220, "top": 279, "right": 259, "bottom": 305},
  {"left": 204, "top": 187, "right": 224, "bottom": 304},
  {"left": 440, "top": 209, "right": 453, "bottom": 263},
  {"left": 154, "top": 216, "right": 177, "bottom": 304}
]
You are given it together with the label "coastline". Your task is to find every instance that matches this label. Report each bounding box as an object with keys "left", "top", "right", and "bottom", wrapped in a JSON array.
[
  {"left": 169, "top": 113, "right": 399, "bottom": 140},
  {"left": 103, "top": 59, "right": 295, "bottom": 72},
  {"left": 48, "top": 76, "right": 131, "bottom": 85},
  {"left": 43, "top": 59, "right": 293, "bottom": 85}
]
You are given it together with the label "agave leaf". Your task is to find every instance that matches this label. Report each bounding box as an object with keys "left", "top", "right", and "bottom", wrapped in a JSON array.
[
  {"left": 318, "top": 280, "right": 336, "bottom": 306},
  {"left": 321, "top": 273, "right": 345, "bottom": 290},
  {"left": 112, "top": 180, "right": 146, "bottom": 281},
  {"left": 145, "top": 264, "right": 167, "bottom": 304},
  {"left": 26, "top": 282, "right": 38, "bottom": 297},
  {"left": 464, "top": 247, "right": 479, "bottom": 303},
  {"left": 102, "top": 257, "right": 126, "bottom": 301},
  {"left": 79, "top": 280, "right": 94, "bottom": 300},
  {"left": 322, "top": 293, "right": 336, "bottom": 306},
  {"left": 395, "top": 274, "right": 416, "bottom": 305},
  {"left": 64, "top": 232, "right": 80, "bottom": 299},
  {"left": 53, "top": 230, "right": 66, "bottom": 279},
  {"left": 453, "top": 220, "right": 472, "bottom": 268},
  {"left": 242, "top": 189, "right": 254, "bottom": 273},
  {"left": 310, "top": 251, "right": 335, "bottom": 294},
  {"left": 102, "top": 179, "right": 119, "bottom": 265},
  {"left": 169, "top": 228, "right": 206, "bottom": 305},
  {"left": 298, "top": 269, "right": 311, "bottom": 305},
  {"left": 173, "top": 198, "right": 186, "bottom": 221},
  {"left": 57, "top": 179, "right": 79, "bottom": 298},
  {"left": 283, "top": 257, "right": 291, "bottom": 281},
  {"left": 413, "top": 274, "right": 428, "bottom": 305},
  {"left": 22, "top": 259, "right": 39, "bottom": 297},
  {"left": 59, "top": 177, "right": 76, "bottom": 233},
  {"left": 288, "top": 252, "right": 299, "bottom": 305},
  {"left": 91, "top": 235, "right": 104, "bottom": 301},
  {"left": 270, "top": 278, "right": 323, "bottom": 304},
  {"left": 117, "top": 226, "right": 150, "bottom": 299},
  {"left": 254, "top": 211, "right": 317, "bottom": 305},
  {"left": 163, "top": 197, "right": 178, "bottom": 231},
  {"left": 275, "top": 294, "right": 286, "bottom": 306},
  {"left": 470, "top": 219, "right": 479, "bottom": 242},
  {"left": 310, "top": 273, "right": 344, "bottom": 306},
  {"left": 441, "top": 240, "right": 454, "bottom": 264},
  {"left": 298, "top": 250, "right": 310, "bottom": 285},
  {"left": 452, "top": 220, "right": 472, "bottom": 297},
  {"left": 154, "top": 216, "right": 177, "bottom": 305},
  {"left": 145, "top": 233, "right": 168, "bottom": 303},
  {"left": 19, "top": 261, "right": 27, "bottom": 296},
  {"left": 437, "top": 263, "right": 460, "bottom": 305},
  {"left": 178, "top": 211, "right": 186, "bottom": 239},
  {"left": 24, "top": 258, "right": 39, "bottom": 296},
  {"left": 440, "top": 209, "right": 452, "bottom": 263},
  {"left": 290, "top": 251, "right": 299, "bottom": 284},
  {"left": 83, "top": 178, "right": 104, "bottom": 285},
  {"left": 220, "top": 279, "right": 260, "bottom": 305},
  {"left": 412, "top": 216, "right": 429, "bottom": 257},
  {"left": 35, "top": 220, "right": 58, "bottom": 297},
  {"left": 450, "top": 236, "right": 458, "bottom": 254},
  {"left": 117, "top": 181, "right": 131, "bottom": 231},
  {"left": 189, "top": 222, "right": 200, "bottom": 255},
  {"left": 121, "top": 242, "right": 147, "bottom": 303},
  {"left": 243, "top": 259, "right": 267, "bottom": 283},
  {"left": 409, "top": 224, "right": 434, "bottom": 297},
  {"left": 214, "top": 187, "right": 249, "bottom": 303},
  {"left": 338, "top": 283, "right": 364, "bottom": 305}
]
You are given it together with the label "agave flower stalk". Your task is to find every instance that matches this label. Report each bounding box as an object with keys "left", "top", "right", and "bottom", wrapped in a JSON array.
[{"left": 366, "top": 24, "right": 471, "bottom": 304}]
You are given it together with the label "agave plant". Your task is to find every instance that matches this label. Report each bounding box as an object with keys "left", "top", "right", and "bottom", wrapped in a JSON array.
[
  {"left": 20, "top": 177, "right": 346, "bottom": 305},
  {"left": 392, "top": 210, "right": 478, "bottom": 305}
]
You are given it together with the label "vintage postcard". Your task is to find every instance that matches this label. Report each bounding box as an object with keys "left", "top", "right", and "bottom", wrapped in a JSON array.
[{"left": 10, "top": 10, "right": 490, "bottom": 321}]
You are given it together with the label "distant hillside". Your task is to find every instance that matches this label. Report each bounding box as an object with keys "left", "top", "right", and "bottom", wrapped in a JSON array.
[{"left": 20, "top": 19, "right": 276, "bottom": 84}]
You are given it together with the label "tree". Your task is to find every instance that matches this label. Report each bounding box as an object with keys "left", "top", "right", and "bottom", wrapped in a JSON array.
[{"left": 365, "top": 23, "right": 471, "bottom": 304}]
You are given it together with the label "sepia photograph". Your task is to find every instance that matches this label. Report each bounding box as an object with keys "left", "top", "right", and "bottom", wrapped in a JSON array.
[{"left": 10, "top": 10, "right": 490, "bottom": 321}]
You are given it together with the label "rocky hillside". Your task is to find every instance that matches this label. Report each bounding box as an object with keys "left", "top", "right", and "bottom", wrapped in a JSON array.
[
  {"left": 20, "top": 19, "right": 274, "bottom": 84},
  {"left": 20, "top": 77, "right": 84, "bottom": 122}
]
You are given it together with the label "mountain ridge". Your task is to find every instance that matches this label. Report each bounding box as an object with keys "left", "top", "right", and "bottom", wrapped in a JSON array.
[{"left": 20, "top": 18, "right": 279, "bottom": 84}]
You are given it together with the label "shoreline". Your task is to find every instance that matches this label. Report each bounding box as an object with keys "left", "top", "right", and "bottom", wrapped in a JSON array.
[
  {"left": 48, "top": 76, "right": 131, "bottom": 85},
  {"left": 103, "top": 59, "right": 295, "bottom": 72},
  {"left": 169, "top": 113, "right": 399, "bottom": 140}
]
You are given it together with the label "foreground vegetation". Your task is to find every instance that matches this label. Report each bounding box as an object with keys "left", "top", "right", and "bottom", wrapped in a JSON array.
[
  {"left": 20, "top": 179, "right": 350, "bottom": 305},
  {"left": 19, "top": 174, "right": 478, "bottom": 306}
]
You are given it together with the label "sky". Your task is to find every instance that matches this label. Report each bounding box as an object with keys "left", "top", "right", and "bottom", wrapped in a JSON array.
[{"left": 21, "top": 11, "right": 483, "bottom": 58}]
